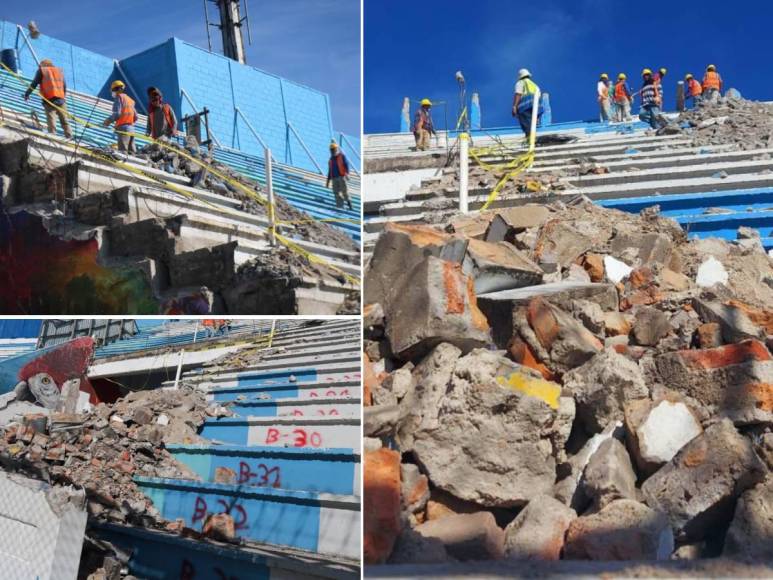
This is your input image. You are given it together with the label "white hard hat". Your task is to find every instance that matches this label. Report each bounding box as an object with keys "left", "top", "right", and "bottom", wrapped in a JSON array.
[{"left": 518, "top": 68, "right": 531, "bottom": 80}]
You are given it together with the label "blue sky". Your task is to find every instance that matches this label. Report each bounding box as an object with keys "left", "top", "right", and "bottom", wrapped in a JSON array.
[
  {"left": 3, "top": 0, "right": 361, "bottom": 135},
  {"left": 365, "top": 0, "right": 773, "bottom": 134}
]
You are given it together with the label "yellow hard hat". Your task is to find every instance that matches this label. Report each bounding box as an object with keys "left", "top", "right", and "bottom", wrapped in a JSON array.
[
  {"left": 618, "top": 73, "right": 626, "bottom": 80},
  {"left": 600, "top": 73, "right": 609, "bottom": 80},
  {"left": 110, "top": 80, "right": 126, "bottom": 91},
  {"left": 420, "top": 98, "right": 432, "bottom": 107},
  {"left": 329, "top": 141, "right": 339, "bottom": 150},
  {"left": 659, "top": 68, "right": 667, "bottom": 75},
  {"left": 642, "top": 68, "right": 652, "bottom": 76},
  {"left": 685, "top": 73, "right": 693, "bottom": 80},
  {"left": 39, "top": 59, "right": 53, "bottom": 68},
  {"left": 707, "top": 64, "right": 716, "bottom": 71}
]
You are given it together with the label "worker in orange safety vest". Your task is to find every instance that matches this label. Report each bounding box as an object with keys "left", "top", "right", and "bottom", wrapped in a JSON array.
[
  {"left": 702, "top": 64, "right": 723, "bottom": 103},
  {"left": 326, "top": 142, "right": 353, "bottom": 210},
  {"left": 145, "top": 86, "right": 177, "bottom": 140},
  {"left": 23, "top": 59, "right": 73, "bottom": 138},
  {"left": 102, "top": 80, "right": 138, "bottom": 154},
  {"left": 684, "top": 73, "right": 703, "bottom": 109},
  {"left": 613, "top": 73, "right": 633, "bottom": 122}
]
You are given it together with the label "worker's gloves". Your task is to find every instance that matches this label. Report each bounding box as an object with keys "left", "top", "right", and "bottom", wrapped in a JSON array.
[
  {"left": 102, "top": 119, "right": 111, "bottom": 127},
  {"left": 512, "top": 107, "right": 517, "bottom": 117},
  {"left": 23, "top": 93, "right": 30, "bottom": 101}
]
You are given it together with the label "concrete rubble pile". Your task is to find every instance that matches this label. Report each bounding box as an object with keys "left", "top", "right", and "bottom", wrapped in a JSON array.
[
  {"left": 670, "top": 96, "right": 773, "bottom": 151},
  {"left": 137, "top": 140, "right": 358, "bottom": 252},
  {"left": 0, "top": 386, "right": 231, "bottom": 578},
  {"left": 363, "top": 197, "right": 773, "bottom": 567}
]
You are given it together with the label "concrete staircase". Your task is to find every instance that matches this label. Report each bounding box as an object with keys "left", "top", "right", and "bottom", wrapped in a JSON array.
[
  {"left": 94, "top": 319, "right": 361, "bottom": 578},
  {"left": 364, "top": 123, "right": 773, "bottom": 255},
  {"left": 0, "top": 113, "right": 359, "bottom": 314}
]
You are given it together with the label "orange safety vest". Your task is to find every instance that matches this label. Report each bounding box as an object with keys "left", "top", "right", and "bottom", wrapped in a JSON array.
[
  {"left": 39, "top": 66, "right": 65, "bottom": 100},
  {"left": 613, "top": 81, "right": 629, "bottom": 103},
  {"left": 702, "top": 71, "right": 721, "bottom": 91},
  {"left": 329, "top": 153, "right": 348, "bottom": 177},
  {"left": 115, "top": 93, "right": 136, "bottom": 126},
  {"left": 687, "top": 78, "right": 703, "bottom": 97},
  {"left": 148, "top": 102, "right": 175, "bottom": 137}
]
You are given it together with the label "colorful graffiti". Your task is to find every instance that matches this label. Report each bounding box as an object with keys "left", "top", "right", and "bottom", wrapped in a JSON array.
[
  {"left": 0, "top": 212, "right": 158, "bottom": 314},
  {"left": 0, "top": 337, "right": 99, "bottom": 406}
]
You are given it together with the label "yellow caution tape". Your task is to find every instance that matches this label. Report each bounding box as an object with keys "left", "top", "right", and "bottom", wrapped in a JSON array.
[{"left": 0, "top": 61, "right": 360, "bottom": 286}]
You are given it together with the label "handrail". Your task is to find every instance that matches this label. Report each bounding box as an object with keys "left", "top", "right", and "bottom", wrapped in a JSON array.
[
  {"left": 287, "top": 121, "right": 324, "bottom": 175},
  {"left": 235, "top": 106, "right": 268, "bottom": 150},
  {"left": 15, "top": 25, "right": 40, "bottom": 68}
]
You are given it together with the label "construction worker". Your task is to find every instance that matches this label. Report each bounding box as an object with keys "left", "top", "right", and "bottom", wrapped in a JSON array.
[
  {"left": 638, "top": 69, "right": 667, "bottom": 130},
  {"left": 102, "top": 80, "right": 137, "bottom": 154},
  {"left": 326, "top": 142, "right": 353, "bottom": 210},
  {"left": 412, "top": 99, "right": 435, "bottom": 151},
  {"left": 613, "top": 73, "right": 633, "bottom": 122},
  {"left": 653, "top": 68, "right": 667, "bottom": 108},
  {"left": 512, "top": 68, "right": 541, "bottom": 140},
  {"left": 597, "top": 73, "right": 611, "bottom": 123},
  {"left": 145, "top": 86, "right": 177, "bottom": 140},
  {"left": 23, "top": 59, "right": 73, "bottom": 139},
  {"left": 702, "top": 65, "right": 723, "bottom": 103},
  {"left": 684, "top": 74, "right": 703, "bottom": 109}
]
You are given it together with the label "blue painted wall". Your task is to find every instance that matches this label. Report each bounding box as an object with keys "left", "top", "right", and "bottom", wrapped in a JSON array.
[
  {"left": 0, "top": 21, "right": 358, "bottom": 173},
  {"left": 0, "top": 20, "right": 115, "bottom": 98}
]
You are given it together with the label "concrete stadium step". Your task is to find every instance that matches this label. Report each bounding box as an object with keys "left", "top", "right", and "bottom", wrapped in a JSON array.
[
  {"left": 167, "top": 444, "right": 360, "bottom": 496},
  {"left": 599, "top": 187, "right": 773, "bottom": 216},
  {"left": 194, "top": 364, "right": 362, "bottom": 393},
  {"left": 199, "top": 416, "right": 360, "bottom": 449},
  {"left": 204, "top": 380, "right": 361, "bottom": 403},
  {"left": 0, "top": 79, "right": 361, "bottom": 238},
  {"left": 0, "top": 131, "right": 360, "bottom": 264},
  {"left": 94, "top": 523, "right": 359, "bottom": 579},
  {"left": 564, "top": 156, "right": 773, "bottom": 188},
  {"left": 220, "top": 397, "right": 360, "bottom": 419},
  {"left": 134, "top": 476, "right": 360, "bottom": 559}
]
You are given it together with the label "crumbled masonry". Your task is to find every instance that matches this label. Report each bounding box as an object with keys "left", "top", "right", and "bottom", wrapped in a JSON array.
[{"left": 364, "top": 97, "right": 773, "bottom": 570}]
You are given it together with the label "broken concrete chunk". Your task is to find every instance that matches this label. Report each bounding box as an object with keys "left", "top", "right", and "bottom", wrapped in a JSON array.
[
  {"left": 389, "top": 527, "right": 449, "bottom": 564},
  {"left": 415, "top": 512, "right": 505, "bottom": 561},
  {"left": 582, "top": 438, "right": 638, "bottom": 510},
  {"left": 365, "top": 222, "right": 452, "bottom": 307},
  {"left": 625, "top": 399, "right": 703, "bottom": 477},
  {"left": 641, "top": 419, "right": 767, "bottom": 542},
  {"left": 723, "top": 477, "right": 773, "bottom": 559},
  {"left": 654, "top": 340, "right": 773, "bottom": 426},
  {"left": 610, "top": 232, "right": 673, "bottom": 268},
  {"left": 412, "top": 350, "right": 559, "bottom": 507},
  {"left": 385, "top": 256, "right": 491, "bottom": 360},
  {"left": 504, "top": 495, "right": 576, "bottom": 561},
  {"left": 695, "top": 256, "right": 729, "bottom": 288},
  {"left": 364, "top": 448, "right": 402, "bottom": 564},
  {"left": 463, "top": 238, "right": 543, "bottom": 294},
  {"left": 401, "top": 463, "right": 430, "bottom": 517},
  {"left": 659, "top": 268, "right": 690, "bottom": 292},
  {"left": 692, "top": 298, "right": 765, "bottom": 344},
  {"left": 563, "top": 349, "right": 649, "bottom": 433},
  {"left": 631, "top": 306, "right": 671, "bottom": 346},
  {"left": 695, "top": 322, "right": 723, "bottom": 348},
  {"left": 564, "top": 499, "right": 673, "bottom": 560},
  {"left": 534, "top": 220, "right": 594, "bottom": 269}
]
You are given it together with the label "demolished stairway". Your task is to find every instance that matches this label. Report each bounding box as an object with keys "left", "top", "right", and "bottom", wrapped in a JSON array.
[
  {"left": 95, "top": 319, "right": 361, "bottom": 578},
  {"left": 0, "top": 117, "right": 359, "bottom": 314},
  {"left": 364, "top": 121, "right": 773, "bottom": 255}
]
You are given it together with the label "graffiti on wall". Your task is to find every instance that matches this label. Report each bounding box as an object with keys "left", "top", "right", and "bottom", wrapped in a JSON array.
[
  {"left": 0, "top": 212, "right": 158, "bottom": 314},
  {"left": 0, "top": 336, "right": 98, "bottom": 407}
]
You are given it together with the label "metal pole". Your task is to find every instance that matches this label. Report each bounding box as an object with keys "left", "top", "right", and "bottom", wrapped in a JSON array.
[
  {"left": 180, "top": 88, "right": 223, "bottom": 147},
  {"left": 529, "top": 89, "right": 541, "bottom": 152},
  {"left": 287, "top": 122, "right": 325, "bottom": 175},
  {"left": 193, "top": 321, "right": 199, "bottom": 343},
  {"left": 265, "top": 147, "right": 276, "bottom": 246},
  {"left": 15, "top": 26, "right": 40, "bottom": 68},
  {"left": 173, "top": 349, "right": 185, "bottom": 389},
  {"left": 459, "top": 133, "right": 469, "bottom": 213},
  {"left": 235, "top": 107, "right": 268, "bottom": 149}
]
